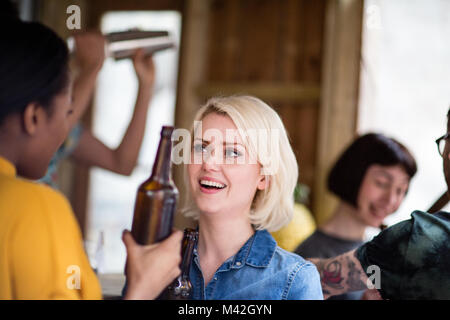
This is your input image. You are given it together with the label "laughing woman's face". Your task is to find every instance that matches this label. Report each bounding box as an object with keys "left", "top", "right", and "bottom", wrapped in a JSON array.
[
  {"left": 356, "top": 164, "right": 410, "bottom": 227},
  {"left": 187, "top": 113, "right": 267, "bottom": 220}
]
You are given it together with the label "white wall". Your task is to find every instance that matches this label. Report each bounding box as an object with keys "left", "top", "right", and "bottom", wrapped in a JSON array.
[{"left": 358, "top": 0, "right": 450, "bottom": 238}]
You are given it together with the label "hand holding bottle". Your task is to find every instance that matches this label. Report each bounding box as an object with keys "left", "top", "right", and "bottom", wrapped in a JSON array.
[
  {"left": 122, "top": 229, "right": 182, "bottom": 300},
  {"left": 161, "top": 228, "right": 198, "bottom": 300}
]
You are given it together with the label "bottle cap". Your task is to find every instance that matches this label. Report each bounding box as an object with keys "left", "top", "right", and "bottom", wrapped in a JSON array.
[
  {"left": 184, "top": 228, "right": 198, "bottom": 241},
  {"left": 161, "top": 126, "right": 174, "bottom": 138}
]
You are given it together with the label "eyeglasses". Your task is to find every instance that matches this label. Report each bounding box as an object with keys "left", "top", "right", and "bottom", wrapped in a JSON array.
[{"left": 436, "top": 133, "right": 450, "bottom": 156}]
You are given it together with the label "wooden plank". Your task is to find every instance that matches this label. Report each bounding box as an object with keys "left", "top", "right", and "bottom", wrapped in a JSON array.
[
  {"left": 173, "top": 0, "right": 211, "bottom": 229},
  {"left": 222, "top": 0, "right": 241, "bottom": 81},
  {"left": 89, "top": 0, "right": 183, "bottom": 12},
  {"left": 196, "top": 82, "right": 320, "bottom": 103},
  {"left": 294, "top": 0, "right": 325, "bottom": 208},
  {"left": 206, "top": 0, "right": 241, "bottom": 82},
  {"left": 276, "top": 0, "right": 303, "bottom": 188},
  {"left": 313, "top": 0, "right": 364, "bottom": 226},
  {"left": 237, "top": 0, "right": 282, "bottom": 81},
  {"left": 269, "top": 0, "right": 326, "bottom": 207}
]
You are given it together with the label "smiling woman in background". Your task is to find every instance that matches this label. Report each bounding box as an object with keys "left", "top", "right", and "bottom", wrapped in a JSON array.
[
  {"left": 182, "top": 95, "right": 323, "bottom": 300},
  {"left": 295, "top": 133, "right": 417, "bottom": 300}
]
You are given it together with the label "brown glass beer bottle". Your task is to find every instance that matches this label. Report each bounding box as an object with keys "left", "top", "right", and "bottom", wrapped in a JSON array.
[
  {"left": 130, "top": 126, "right": 178, "bottom": 245},
  {"left": 161, "top": 228, "right": 198, "bottom": 300}
]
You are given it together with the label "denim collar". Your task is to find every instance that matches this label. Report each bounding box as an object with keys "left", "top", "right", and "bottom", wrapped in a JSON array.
[{"left": 195, "top": 229, "right": 277, "bottom": 272}]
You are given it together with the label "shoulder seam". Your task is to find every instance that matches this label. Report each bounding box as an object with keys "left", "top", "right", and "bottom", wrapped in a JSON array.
[{"left": 281, "top": 260, "right": 306, "bottom": 300}]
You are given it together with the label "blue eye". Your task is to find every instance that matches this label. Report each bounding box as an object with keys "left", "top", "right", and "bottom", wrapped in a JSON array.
[
  {"left": 193, "top": 143, "right": 206, "bottom": 153},
  {"left": 225, "top": 148, "right": 242, "bottom": 158}
]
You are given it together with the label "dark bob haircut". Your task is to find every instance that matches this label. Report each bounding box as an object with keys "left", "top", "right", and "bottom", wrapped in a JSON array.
[
  {"left": 327, "top": 133, "right": 417, "bottom": 207},
  {"left": 0, "top": 18, "right": 69, "bottom": 124}
]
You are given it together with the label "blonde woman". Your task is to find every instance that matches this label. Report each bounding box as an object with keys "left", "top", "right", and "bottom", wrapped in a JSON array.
[{"left": 183, "top": 96, "right": 323, "bottom": 300}]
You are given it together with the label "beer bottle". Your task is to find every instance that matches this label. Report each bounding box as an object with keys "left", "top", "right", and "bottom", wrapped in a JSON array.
[
  {"left": 130, "top": 126, "right": 178, "bottom": 245},
  {"left": 162, "top": 228, "right": 198, "bottom": 300}
]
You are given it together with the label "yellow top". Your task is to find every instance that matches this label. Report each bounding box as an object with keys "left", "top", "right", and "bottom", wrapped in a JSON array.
[{"left": 0, "top": 156, "right": 102, "bottom": 300}]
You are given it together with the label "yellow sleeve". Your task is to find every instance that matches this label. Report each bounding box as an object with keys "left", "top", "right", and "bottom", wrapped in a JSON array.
[{"left": 10, "top": 185, "right": 102, "bottom": 300}]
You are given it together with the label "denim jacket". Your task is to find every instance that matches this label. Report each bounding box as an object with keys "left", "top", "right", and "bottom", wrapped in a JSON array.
[{"left": 190, "top": 229, "right": 323, "bottom": 300}]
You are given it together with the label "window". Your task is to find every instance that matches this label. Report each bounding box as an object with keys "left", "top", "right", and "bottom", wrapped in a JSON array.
[
  {"left": 358, "top": 0, "right": 450, "bottom": 238},
  {"left": 85, "top": 11, "right": 181, "bottom": 274}
]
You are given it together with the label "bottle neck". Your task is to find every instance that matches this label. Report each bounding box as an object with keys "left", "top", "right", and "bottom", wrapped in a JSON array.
[
  {"left": 150, "top": 131, "right": 173, "bottom": 183},
  {"left": 180, "top": 230, "right": 197, "bottom": 278}
]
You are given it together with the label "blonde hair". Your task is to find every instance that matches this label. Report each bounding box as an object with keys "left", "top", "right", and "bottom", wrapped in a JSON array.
[{"left": 182, "top": 95, "right": 298, "bottom": 232}]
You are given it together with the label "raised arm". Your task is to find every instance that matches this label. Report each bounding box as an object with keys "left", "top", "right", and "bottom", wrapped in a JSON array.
[
  {"left": 109, "top": 49, "right": 156, "bottom": 174},
  {"left": 71, "top": 49, "right": 155, "bottom": 175},
  {"left": 68, "top": 32, "right": 106, "bottom": 130},
  {"left": 309, "top": 249, "right": 371, "bottom": 299}
]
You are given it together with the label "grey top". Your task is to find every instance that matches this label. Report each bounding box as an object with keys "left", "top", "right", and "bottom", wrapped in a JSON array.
[{"left": 295, "top": 230, "right": 365, "bottom": 300}]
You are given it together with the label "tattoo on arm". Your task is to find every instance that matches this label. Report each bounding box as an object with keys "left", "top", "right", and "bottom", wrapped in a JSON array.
[
  {"left": 310, "top": 250, "right": 368, "bottom": 299},
  {"left": 345, "top": 255, "right": 367, "bottom": 291},
  {"left": 321, "top": 260, "right": 344, "bottom": 290}
]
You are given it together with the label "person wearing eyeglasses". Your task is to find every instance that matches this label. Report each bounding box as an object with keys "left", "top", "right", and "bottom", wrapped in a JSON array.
[
  {"left": 309, "top": 109, "right": 450, "bottom": 300},
  {"left": 436, "top": 132, "right": 450, "bottom": 159}
]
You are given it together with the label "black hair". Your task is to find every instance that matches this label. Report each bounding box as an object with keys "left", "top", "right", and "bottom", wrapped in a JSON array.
[
  {"left": 0, "top": 18, "right": 69, "bottom": 124},
  {"left": 0, "top": 0, "right": 20, "bottom": 20},
  {"left": 327, "top": 133, "right": 417, "bottom": 207}
]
